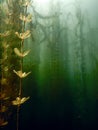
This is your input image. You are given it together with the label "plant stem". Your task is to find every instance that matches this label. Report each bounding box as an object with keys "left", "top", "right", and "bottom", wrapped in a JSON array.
[
  {"left": 16, "top": 105, "right": 20, "bottom": 130},
  {"left": 17, "top": 4, "right": 28, "bottom": 130}
]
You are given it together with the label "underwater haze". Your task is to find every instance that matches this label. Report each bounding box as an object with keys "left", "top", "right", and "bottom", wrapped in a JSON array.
[{"left": 0, "top": 0, "right": 98, "bottom": 130}]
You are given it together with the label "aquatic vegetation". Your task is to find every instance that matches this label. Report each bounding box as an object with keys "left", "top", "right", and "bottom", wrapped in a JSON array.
[
  {"left": 0, "top": 93, "right": 6, "bottom": 99},
  {"left": 2, "top": 42, "right": 9, "bottom": 49},
  {"left": 19, "top": 14, "right": 32, "bottom": 23},
  {"left": 1, "top": 78, "right": 8, "bottom": 85},
  {"left": 19, "top": 0, "right": 31, "bottom": 7},
  {"left": 0, "top": 0, "right": 32, "bottom": 129},
  {"left": 13, "top": 70, "right": 31, "bottom": 78},
  {"left": 0, "top": 31, "right": 10, "bottom": 37},
  {"left": 15, "top": 30, "right": 31, "bottom": 40},
  {"left": 0, "top": 0, "right": 98, "bottom": 130},
  {"left": 12, "top": 97, "right": 30, "bottom": 106},
  {"left": 0, "top": 118, "right": 8, "bottom": 126},
  {"left": 0, "top": 106, "right": 8, "bottom": 113},
  {"left": 14, "top": 48, "right": 30, "bottom": 57}
]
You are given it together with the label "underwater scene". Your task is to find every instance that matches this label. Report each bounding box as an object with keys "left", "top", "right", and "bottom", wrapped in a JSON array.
[{"left": 0, "top": 0, "right": 98, "bottom": 130}]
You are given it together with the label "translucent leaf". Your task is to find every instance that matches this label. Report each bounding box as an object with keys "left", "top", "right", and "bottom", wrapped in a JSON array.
[
  {"left": 12, "top": 97, "right": 30, "bottom": 105},
  {"left": 13, "top": 70, "right": 31, "bottom": 78},
  {"left": 15, "top": 30, "right": 31, "bottom": 40},
  {"left": 20, "top": 14, "right": 32, "bottom": 23},
  {"left": 14, "top": 48, "right": 30, "bottom": 57}
]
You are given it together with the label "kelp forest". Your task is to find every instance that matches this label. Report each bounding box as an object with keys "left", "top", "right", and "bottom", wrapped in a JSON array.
[{"left": 0, "top": 0, "right": 98, "bottom": 130}]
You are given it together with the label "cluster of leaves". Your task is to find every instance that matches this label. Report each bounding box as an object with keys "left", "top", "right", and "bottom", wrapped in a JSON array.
[{"left": 0, "top": 0, "right": 32, "bottom": 127}]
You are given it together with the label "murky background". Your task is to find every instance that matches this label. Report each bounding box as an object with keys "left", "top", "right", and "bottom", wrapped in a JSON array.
[{"left": 0, "top": 0, "right": 98, "bottom": 130}]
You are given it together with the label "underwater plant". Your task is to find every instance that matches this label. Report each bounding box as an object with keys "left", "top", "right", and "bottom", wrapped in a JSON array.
[
  {"left": 12, "top": 97, "right": 30, "bottom": 106},
  {"left": 0, "top": 30, "right": 11, "bottom": 126},
  {"left": 0, "top": 0, "right": 32, "bottom": 129},
  {"left": 12, "top": 0, "right": 32, "bottom": 130}
]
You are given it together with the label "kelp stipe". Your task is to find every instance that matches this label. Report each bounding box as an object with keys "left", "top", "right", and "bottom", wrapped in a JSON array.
[{"left": 0, "top": 0, "right": 32, "bottom": 129}]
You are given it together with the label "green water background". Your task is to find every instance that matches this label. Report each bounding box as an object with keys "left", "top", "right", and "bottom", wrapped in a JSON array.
[{"left": 0, "top": 0, "right": 98, "bottom": 130}]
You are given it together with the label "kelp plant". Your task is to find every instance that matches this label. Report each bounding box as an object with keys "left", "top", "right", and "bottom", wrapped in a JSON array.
[{"left": 0, "top": 0, "right": 32, "bottom": 129}]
